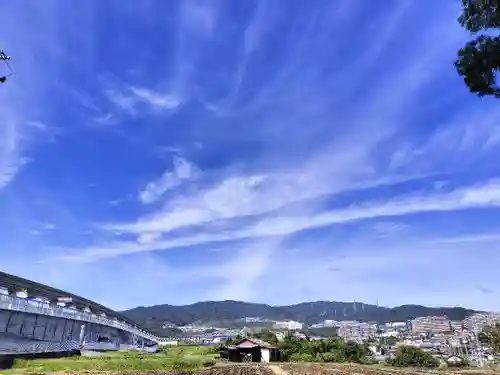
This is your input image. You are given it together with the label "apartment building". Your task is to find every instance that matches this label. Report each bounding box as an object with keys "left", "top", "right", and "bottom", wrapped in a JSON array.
[
  {"left": 463, "top": 313, "right": 500, "bottom": 333},
  {"left": 449, "top": 320, "right": 463, "bottom": 332},
  {"left": 272, "top": 320, "right": 303, "bottom": 330},
  {"left": 338, "top": 321, "right": 377, "bottom": 341},
  {"left": 410, "top": 316, "right": 451, "bottom": 333},
  {"left": 309, "top": 320, "right": 339, "bottom": 328}
]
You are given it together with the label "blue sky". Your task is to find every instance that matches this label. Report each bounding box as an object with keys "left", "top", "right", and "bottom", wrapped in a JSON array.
[{"left": 1, "top": 0, "right": 500, "bottom": 312}]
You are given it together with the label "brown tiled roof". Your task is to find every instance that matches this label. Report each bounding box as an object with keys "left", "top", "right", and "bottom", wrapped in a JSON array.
[{"left": 235, "top": 338, "right": 277, "bottom": 349}]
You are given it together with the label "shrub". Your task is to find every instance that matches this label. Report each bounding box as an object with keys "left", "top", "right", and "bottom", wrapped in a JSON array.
[
  {"left": 202, "top": 359, "right": 216, "bottom": 367},
  {"left": 389, "top": 345, "right": 439, "bottom": 368},
  {"left": 289, "top": 353, "right": 316, "bottom": 362},
  {"left": 358, "top": 355, "right": 378, "bottom": 365},
  {"left": 447, "top": 357, "right": 469, "bottom": 367},
  {"left": 319, "top": 351, "right": 345, "bottom": 363}
]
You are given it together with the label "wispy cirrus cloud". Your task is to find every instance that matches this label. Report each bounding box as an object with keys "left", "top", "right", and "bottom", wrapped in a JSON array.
[
  {"left": 55, "top": 178, "right": 500, "bottom": 264},
  {"left": 104, "top": 85, "right": 181, "bottom": 116},
  {"left": 0, "top": 119, "right": 25, "bottom": 189},
  {"left": 3, "top": 0, "right": 500, "bottom": 311},
  {"left": 138, "top": 156, "right": 198, "bottom": 204}
]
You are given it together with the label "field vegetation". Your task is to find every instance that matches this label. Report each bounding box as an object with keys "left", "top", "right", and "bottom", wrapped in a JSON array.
[{"left": 7, "top": 345, "right": 217, "bottom": 373}]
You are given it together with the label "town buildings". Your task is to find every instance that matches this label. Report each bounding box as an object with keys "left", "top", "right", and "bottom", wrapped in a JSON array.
[
  {"left": 463, "top": 312, "right": 500, "bottom": 333},
  {"left": 410, "top": 316, "right": 452, "bottom": 333},
  {"left": 272, "top": 320, "right": 303, "bottom": 330}
]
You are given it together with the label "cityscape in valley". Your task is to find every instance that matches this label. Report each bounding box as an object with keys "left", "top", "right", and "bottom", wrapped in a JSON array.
[
  {"left": 123, "top": 301, "right": 500, "bottom": 364},
  {"left": 1, "top": 269, "right": 500, "bottom": 370}
]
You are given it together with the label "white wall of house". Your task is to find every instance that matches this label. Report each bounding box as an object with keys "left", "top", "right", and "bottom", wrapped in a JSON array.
[{"left": 261, "top": 348, "right": 270, "bottom": 363}]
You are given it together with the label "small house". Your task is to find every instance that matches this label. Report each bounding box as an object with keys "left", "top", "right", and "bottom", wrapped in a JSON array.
[{"left": 223, "top": 338, "right": 282, "bottom": 363}]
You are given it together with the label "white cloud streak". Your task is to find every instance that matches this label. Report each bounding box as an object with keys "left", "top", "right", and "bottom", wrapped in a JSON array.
[
  {"left": 129, "top": 87, "right": 180, "bottom": 110},
  {"left": 0, "top": 119, "right": 25, "bottom": 189},
  {"left": 104, "top": 85, "right": 181, "bottom": 115},
  {"left": 56, "top": 179, "right": 500, "bottom": 263},
  {"left": 425, "top": 233, "right": 500, "bottom": 244},
  {"left": 138, "top": 156, "right": 198, "bottom": 204}
]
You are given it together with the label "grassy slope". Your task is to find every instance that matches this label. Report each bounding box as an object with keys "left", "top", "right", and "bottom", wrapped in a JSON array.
[{"left": 6, "top": 345, "right": 218, "bottom": 373}]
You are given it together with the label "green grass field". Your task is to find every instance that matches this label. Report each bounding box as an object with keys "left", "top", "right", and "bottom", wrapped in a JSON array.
[{"left": 6, "top": 345, "right": 218, "bottom": 373}]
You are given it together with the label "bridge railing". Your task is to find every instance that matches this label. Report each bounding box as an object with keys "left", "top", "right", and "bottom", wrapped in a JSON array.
[{"left": 0, "top": 294, "right": 158, "bottom": 342}]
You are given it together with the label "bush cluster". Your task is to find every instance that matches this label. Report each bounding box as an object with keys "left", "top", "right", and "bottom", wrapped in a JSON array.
[
  {"left": 388, "top": 346, "right": 439, "bottom": 368},
  {"left": 277, "top": 334, "right": 375, "bottom": 364}
]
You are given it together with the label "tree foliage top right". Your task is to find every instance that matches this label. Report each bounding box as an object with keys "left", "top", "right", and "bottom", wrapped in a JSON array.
[{"left": 455, "top": 0, "right": 500, "bottom": 98}]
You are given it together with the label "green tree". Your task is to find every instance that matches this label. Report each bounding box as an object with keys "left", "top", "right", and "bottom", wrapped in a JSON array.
[
  {"left": 343, "top": 341, "right": 373, "bottom": 363},
  {"left": 319, "top": 351, "right": 345, "bottom": 363},
  {"left": 479, "top": 323, "right": 500, "bottom": 353},
  {"left": 455, "top": 0, "right": 500, "bottom": 98},
  {"left": 252, "top": 330, "right": 278, "bottom": 345},
  {"left": 276, "top": 336, "right": 373, "bottom": 364},
  {"left": 389, "top": 345, "right": 439, "bottom": 368},
  {"left": 277, "top": 335, "right": 307, "bottom": 361}
]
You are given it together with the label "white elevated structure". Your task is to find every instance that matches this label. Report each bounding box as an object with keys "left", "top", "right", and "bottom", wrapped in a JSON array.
[
  {"left": 0, "top": 294, "right": 158, "bottom": 342},
  {"left": 0, "top": 271, "right": 160, "bottom": 354}
]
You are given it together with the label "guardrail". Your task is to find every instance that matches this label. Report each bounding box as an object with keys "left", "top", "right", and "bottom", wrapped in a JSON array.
[{"left": 0, "top": 294, "right": 158, "bottom": 342}]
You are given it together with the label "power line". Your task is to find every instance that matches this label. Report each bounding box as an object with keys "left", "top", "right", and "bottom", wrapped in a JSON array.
[{"left": 1, "top": 50, "right": 13, "bottom": 83}]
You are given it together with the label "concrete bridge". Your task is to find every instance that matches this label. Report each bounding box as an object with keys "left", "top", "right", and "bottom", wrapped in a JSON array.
[{"left": 0, "top": 271, "right": 160, "bottom": 356}]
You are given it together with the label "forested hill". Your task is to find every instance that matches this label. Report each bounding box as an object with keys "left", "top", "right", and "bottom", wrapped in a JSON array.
[{"left": 121, "top": 300, "right": 478, "bottom": 333}]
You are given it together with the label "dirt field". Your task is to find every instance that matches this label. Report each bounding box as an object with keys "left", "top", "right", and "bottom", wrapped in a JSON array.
[
  {"left": 279, "top": 363, "right": 499, "bottom": 375},
  {"left": 4, "top": 362, "right": 499, "bottom": 375}
]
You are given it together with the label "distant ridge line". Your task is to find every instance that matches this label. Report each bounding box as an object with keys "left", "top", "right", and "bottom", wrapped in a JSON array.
[{"left": 120, "top": 300, "right": 480, "bottom": 334}]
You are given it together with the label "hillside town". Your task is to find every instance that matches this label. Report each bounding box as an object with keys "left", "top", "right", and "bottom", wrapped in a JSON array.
[{"left": 158, "top": 312, "right": 500, "bottom": 365}]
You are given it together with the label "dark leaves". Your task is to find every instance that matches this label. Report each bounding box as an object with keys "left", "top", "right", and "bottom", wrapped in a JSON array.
[
  {"left": 456, "top": 0, "right": 500, "bottom": 97},
  {"left": 455, "top": 35, "right": 500, "bottom": 98},
  {"left": 459, "top": 0, "right": 500, "bottom": 33}
]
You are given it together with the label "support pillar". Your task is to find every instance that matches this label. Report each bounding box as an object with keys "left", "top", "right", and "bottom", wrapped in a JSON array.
[
  {"left": 68, "top": 320, "right": 75, "bottom": 341},
  {"left": 79, "top": 324, "right": 86, "bottom": 344},
  {"left": 62, "top": 318, "right": 68, "bottom": 342},
  {"left": 5, "top": 311, "right": 13, "bottom": 333},
  {"left": 42, "top": 318, "right": 48, "bottom": 340},
  {"left": 32, "top": 314, "right": 38, "bottom": 338}
]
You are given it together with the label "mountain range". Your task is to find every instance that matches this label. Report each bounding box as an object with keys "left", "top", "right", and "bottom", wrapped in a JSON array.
[{"left": 121, "top": 300, "right": 478, "bottom": 335}]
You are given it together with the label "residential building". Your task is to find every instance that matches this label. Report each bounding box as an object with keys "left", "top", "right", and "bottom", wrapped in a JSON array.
[
  {"left": 449, "top": 320, "right": 463, "bottom": 332},
  {"left": 272, "top": 320, "right": 303, "bottom": 330},
  {"left": 410, "top": 316, "right": 451, "bottom": 333},
  {"left": 463, "top": 313, "right": 500, "bottom": 333}
]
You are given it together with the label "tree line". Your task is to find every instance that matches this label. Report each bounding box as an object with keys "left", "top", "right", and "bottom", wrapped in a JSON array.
[
  {"left": 213, "top": 321, "right": 500, "bottom": 367},
  {"left": 216, "top": 330, "right": 450, "bottom": 368},
  {"left": 480, "top": 323, "right": 500, "bottom": 352}
]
